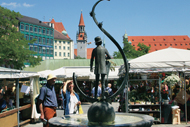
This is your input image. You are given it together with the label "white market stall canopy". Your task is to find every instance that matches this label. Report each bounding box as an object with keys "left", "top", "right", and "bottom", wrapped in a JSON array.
[
  {"left": 0, "top": 67, "right": 39, "bottom": 79},
  {"left": 119, "top": 47, "right": 190, "bottom": 74},
  {"left": 38, "top": 66, "right": 119, "bottom": 81}
]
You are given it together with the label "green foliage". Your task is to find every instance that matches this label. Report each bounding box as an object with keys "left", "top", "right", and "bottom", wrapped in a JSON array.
[
  {"left": 0, "top": 6, "right": 41, "bottom": 69},
  {"left": 75, "top": 56, "right": 86, "bottom": 59},
  {"left": 113, "top": 39, "right": 150, "bottom": 59}
]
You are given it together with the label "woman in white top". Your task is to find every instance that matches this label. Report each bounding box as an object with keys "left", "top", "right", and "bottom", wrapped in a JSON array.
[{"left": 62, "top": 80, "right": 81, "bottom": 115}]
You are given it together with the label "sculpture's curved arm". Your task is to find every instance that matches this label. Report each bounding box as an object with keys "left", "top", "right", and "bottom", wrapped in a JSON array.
[{"left": 90, "top": 0, "right": 129, "bottom": 101}]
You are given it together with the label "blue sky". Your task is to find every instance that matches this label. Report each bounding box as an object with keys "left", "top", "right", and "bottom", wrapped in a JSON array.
[{"left": 1, "top": 0, "right": 190, "bottom": 56}]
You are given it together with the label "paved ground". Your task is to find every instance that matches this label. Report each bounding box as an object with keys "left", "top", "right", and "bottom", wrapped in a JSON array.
[{"left": 25, "top": 102, "right": 190, "bottom": 127}]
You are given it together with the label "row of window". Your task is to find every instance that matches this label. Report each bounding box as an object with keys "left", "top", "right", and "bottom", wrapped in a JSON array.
[
  {"left": 133, "top": 43, "right": 190, "bottom": 47},
  {"left": 20, "top": 23, "right": 53, "bottom": 36},
  {"left": 55, "top": 46, "right": 70, "bottom": 50},
  {"left": 132, "top": 38, "right": 187, "bottom": 41},
  {"left": 29, "top": 45, "right": 53, "bottom": 54},
  {"left": 55, "top": 52, "right": 70, "bottom": 57},
  {"left": 55, "top": 40, "right": 70, "bottom": 44},
  {"left": 25, "top": 35, "right": 53, "bottom": 45}
]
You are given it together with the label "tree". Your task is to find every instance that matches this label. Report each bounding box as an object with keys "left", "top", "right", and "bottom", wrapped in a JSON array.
[
  {"left": 75, "top": 56, "right": 86, "bottom": 59},
  {"left": 0, "top": 6, "right": 41, "bottom": 69},
  {"left": 113, "top": 39, "right": 150, "bottom": 59}
]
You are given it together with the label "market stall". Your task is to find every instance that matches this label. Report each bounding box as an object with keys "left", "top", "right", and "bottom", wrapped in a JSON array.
[
  {"left": 119, "top": 47, "right": 190, "bottom": 124},
  {"left": 0, "top": 67, "right": 39, "bottom": 127}
]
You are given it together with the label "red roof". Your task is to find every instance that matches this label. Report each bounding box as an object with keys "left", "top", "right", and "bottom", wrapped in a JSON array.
[
  {"left": 79, "top": 12, "right": 85, "bottom": 26},
  {"left": 74, "top": 48, "right": 93, "bottom": 59},
  {"left": 44, "top": 19, "right": 70, "bottom": 38},
  {"left": 128, "top": 35, "right": 190, "bottom": 52}
]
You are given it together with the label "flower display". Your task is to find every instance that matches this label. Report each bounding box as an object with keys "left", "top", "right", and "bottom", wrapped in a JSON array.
[{"left": 164, "top": 74, "right": 180, "bottom": 85}]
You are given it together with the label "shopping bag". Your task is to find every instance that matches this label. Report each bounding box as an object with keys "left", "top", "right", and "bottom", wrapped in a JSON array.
[{"left": 79, "top": 105, "right": 83, "bottom": 114}]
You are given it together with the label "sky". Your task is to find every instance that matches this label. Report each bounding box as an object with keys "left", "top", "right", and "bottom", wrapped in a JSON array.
[{"left": 1, "top": 0, "right": 190, "bottom": 56}]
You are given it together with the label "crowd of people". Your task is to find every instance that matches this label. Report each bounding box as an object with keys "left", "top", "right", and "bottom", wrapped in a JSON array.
[{"left": 0, "top": 85, "right": 15, "bottom": 113}]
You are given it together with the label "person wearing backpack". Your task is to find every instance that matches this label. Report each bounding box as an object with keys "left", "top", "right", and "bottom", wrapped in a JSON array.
[
  {"left": 38, "top": 74, "right": 58, "bottom": 127},
  {"left": 105, "top": 83, "right": 113, "bottom": 103}
]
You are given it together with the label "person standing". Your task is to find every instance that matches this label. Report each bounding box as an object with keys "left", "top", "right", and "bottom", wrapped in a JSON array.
[
  {"left": 38, "top": 74, "right": 58, "bottom": 127},
  {"left": 91, "top": 82, "right": 102, "bottom": 98},
  {"left": 62, "top": 80, "right": 81, "bottom": 115},
  {"left": 0, "top": 93, "right": 6, "bottom": 112},
  {"left": 105, "top": 83, "right": 113, "bottom": 96},
  {"left": 90, "top": 36, "right": 111, "bottom": 99}
]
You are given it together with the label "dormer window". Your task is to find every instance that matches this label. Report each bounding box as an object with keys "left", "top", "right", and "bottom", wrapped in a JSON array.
[
  {"left": 153, "top": 39, "right": 155, "bottom": 41},
  {"left": 142, "top": 39, "right": 144, "bottom": 41},
  {"left": 174, "top": 38, "right": 176, "bottom": 41}
]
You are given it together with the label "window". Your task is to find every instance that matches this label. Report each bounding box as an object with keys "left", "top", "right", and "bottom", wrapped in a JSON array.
[
  {"left": 50, "top": 48, "right": 53, "bottom": 54},
  {"left": 59, "top": 52, "right": 61, "bottom": 56},
  {"left": 39, "top": 28, "right": 42, "bottom": 34},
  {"left": 47, "top": 38, "right": 49, "bottom": 45},
  {"left": 154, "top": 44, "right": 156, "bottom": 46},
  {"left": 25, "top": 35, "right": 29, "bottom": 40},
  {"left": 34, "top": 27, "right": 37, "bottom": 33},
  {"left": 38, "top": 37, "right": 42, "bottom": 44},
  {"left": 43, "top": 28, "right": 46, "bottom": 35},
  {"left": 30, "top": 35, "right": 33, "bottom": 40},
  {"left": 47, "top": 29, "right": 49, "bottom": 35},
  {"left": 133, "top": 45, "right": 135, "bottom": 46},
  {"left": 35, "top": 37, "right": 38, "bottom": 43},
  {"left": 175, "top": 44, "right": 177, "bottom": 46},
  {"left": 55, "top": 40, "right": 57, "bottom": 43},
  {"left": 184, "top": 38, "right": 186, "bottom": 41},
  {"left": 47, "top": 48, "right": 49, "bottom": 54},
  {"left": 50, "top": 39, "right": 53, "bottom": 45},
  {"left": 160, "top": 44, "right": 162, "bottom": 46},
  {"left": 68, "top": 53, "right": 70, "bottom": 57},
  {"left": 55, "top": 46, "right": 57, "bottom": 49},
  {"left": 63, "top": 46, "right": 65, "bottom": 50},
  {"left": 50, "top": 30, "right": 53, "bottom": 36},
  {"left": 153, "top": 39, "right": 155, "bottom": 41},
  {"left": 25, "top": 25, "right": 29, "bottom": 31},
  {"left": 68, "top": 47, "right": 70, "bottom": 50},
  {"left": 142, "top": 39, "right": 144, "bottom": 41},
  {"left": 132, "top": 39, "right": 134, "bottom": 41},
  {"left": 39, "top": 46, "right": 42, "bottom": 53},
  {"left": 29, "top": 45, "right": 33, "bottom": 51},
  {"left": 181, "top": 44, "right": 183, "bottom": 46},
  {"left": 55, "top": 52, "right": 57, "bottom": 56},
  {"left": 59, "top": 41, "right": 61, "bottom": 44},
  {"left": 68, "top": 42, "right": 70, "bottom": 44},
  {"left": 30, "top": 26, "right": 33, "bottom": 32},
  {"left": 170, "top": 44, "right": 172, "bottom": 46},
  {"left": 163, "top": 39, "right": 165, "bottom": 41},
  {"left": 21, "top": 24, "right": 24, "bottom": 30},
  {"left": 149, "top": 44, "right": 151, "bottom": 46},
  {"left": 165, "top": 44, "right": 167, "bottom": 46},
  {"left": 59, "top": 46, "right": 61, "bottom": 49},
  {"left": 34, "top": 46, "right": 37, "bottom": 52},
  {"left": 43, "top": 38, "right": 46, "bottom": 44},
  {"left": 186, "top": 43, "right": 187, "bottom": 46},
  {"left": 174, "top": 38, "right": 176, "bottom": 41},
  {"left": 63, "top": 52, "right": 65, "bottom": 56},
  {"left": 42, "top": 47, "right": 46, "bottom": 54},
  {"left": 63, "top": 41, "right": 65, "bottom": 44}
]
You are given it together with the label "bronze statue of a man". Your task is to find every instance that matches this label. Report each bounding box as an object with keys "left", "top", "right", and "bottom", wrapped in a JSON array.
[{"left": 90, "top": 36, "right": 111, "bottom": 99}]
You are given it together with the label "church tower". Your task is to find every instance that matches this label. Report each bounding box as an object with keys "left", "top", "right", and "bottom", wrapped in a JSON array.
[{"left": 76, "top": 11, "right": 87, "bottom": 58}]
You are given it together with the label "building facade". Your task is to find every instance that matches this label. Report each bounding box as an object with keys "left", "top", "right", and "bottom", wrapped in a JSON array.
[
  {"left": 123, "top": 34, "right": 190, "bottom": 52},
  {"left": 45, "top": 19, "right": 74, "bottom": 59},
  {"left": 18, "top": 16, "right": 54, "bottom": 60},
  {"left": 76, "top": 12, "right": 87, "bottom": 58}
]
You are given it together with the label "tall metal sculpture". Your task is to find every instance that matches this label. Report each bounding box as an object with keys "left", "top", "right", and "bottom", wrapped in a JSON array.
[
  {"left": 73, "top": 0, "right": 129, "bottom": 103},
  {"left": 72, "top": 0, "right": 129, "bottom": 124}
]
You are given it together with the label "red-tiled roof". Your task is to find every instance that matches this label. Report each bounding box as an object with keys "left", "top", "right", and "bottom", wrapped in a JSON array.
[
  {"left": 79, "top": 12, "right": 85, "bottom": 26},
  {"left": 128, "top": 35, "right": 190, "bottom": 52},
  {"left": 44, "top": 19, "right": 70, "bottom": 38}
]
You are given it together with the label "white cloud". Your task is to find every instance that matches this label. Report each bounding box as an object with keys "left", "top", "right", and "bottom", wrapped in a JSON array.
[
  {"left": 1, "top": 2, "right": 21, "bottom": 7},
  {"left": 23, "top": 3, "right": 34, "bottom": 7},
  {"left": 1, "top": 2, "right": 34, "bottom": 8}
]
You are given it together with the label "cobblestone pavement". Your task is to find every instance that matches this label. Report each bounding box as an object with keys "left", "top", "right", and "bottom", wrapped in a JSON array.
[{"left": 25, "top": 102, "right": 190, "bottom": 127}]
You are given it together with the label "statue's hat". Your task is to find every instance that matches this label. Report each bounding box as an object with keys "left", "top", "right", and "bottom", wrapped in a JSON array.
[{"left": 95, "top": 36, "right": 102, "bottom": 43}]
